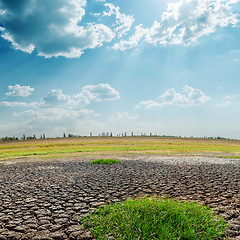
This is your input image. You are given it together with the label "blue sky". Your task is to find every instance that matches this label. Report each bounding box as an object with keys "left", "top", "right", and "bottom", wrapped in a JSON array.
[{"left": 0, "top": 0, "right": 240, "bottom": 139}]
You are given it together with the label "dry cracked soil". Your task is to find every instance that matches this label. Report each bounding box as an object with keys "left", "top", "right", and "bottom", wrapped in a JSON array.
[{"left": 0, "top": 155, "right": 240, "bottom": 240}]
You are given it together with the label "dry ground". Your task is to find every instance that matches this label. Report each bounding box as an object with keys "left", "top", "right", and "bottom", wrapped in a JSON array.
[
  {"left": 0, "top": 155, "right": 240, "bottom": 239},
  {"left": 0, "top": 138, "right": 240, "bottom": 239}
]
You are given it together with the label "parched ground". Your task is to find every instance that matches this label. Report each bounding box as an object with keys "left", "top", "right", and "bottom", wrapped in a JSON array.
[{"left": 0, "top": 155, "right": 240, "bottom": 240}]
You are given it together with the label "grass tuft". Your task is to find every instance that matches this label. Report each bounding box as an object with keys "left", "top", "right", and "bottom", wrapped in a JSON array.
[
  {"left": 82, "top": 197, "right": 227, "bottom": 240},
  {"left": 90, "top": 159, "right": 120, "bottom": 165},
  {"left": 219, "top": 155, "right": 240, "bottom": 159}
]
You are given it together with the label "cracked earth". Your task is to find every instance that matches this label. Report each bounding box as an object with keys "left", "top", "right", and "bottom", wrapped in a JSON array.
[{"left": 0, "top": 156, "right": 240, "bottom": 239}]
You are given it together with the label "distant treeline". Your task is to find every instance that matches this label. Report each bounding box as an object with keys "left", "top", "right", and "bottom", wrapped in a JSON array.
[
  {"left": 0, "top": 136, "right": 19, "bottom": 141},
  {"left": 0, "top": 132, "right": 237, "bottom": 142},
  {"left": 0, "top": 134, "right": 40, "bottom": 142}
]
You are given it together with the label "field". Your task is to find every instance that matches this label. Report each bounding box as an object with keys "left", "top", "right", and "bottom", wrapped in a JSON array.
[
  {"left": 1, "top": 137, "right": 240, "bottom": 239},
  {"left": 0, "top": 137, "right": 240, "bottom": 161}
]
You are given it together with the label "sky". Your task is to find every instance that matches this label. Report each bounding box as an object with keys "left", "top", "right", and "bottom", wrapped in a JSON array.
[{"left": 0, "top": 0, "right": 240, "bottom": 139}]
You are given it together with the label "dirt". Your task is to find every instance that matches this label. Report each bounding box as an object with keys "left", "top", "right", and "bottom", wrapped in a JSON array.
[{"left": 0, "top": 155, "right": 240, "bottom": 239}]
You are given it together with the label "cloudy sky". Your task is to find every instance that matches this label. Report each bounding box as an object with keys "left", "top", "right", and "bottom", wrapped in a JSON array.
[{"left": 0, "top": 0, "right": 240, "bottom": 139}]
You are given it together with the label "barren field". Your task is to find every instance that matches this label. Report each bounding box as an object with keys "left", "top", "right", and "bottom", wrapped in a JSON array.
[
  {"left": 0, "top": 138, "right": 240, "bottom": 239},
  {"left": 1, "top": 137, "right": 240, "bottom": 161}
]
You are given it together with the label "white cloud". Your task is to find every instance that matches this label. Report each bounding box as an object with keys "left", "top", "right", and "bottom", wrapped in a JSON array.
[
  {"left": 136, "top": 85, "right": 210, "bottom": 109},
  {"left": 111, "top": 0, "right": 240, "bottom": 51},
  {"left": 113, "top": 25, "right": 146, "bottom": 51},
  {"left": 2, "top": 84, "right": 119, "bottom": 110},
  {"left": 0, "top": 83, "right": 120, "bottom": 136},
  {"left": 0, "top": 101, "right": 37, "bottom": 107},
  {"left": 224, "top": 94, "right": 239, "bottom": 99},
  {"left": 74, "top": 83, "right": 120, "bottom": 102},
  {"left": 103, "top": 3, "right": 135, "bottom": 37},
  {"left": 39, "top": 88, "right": 92, "bottom": 108},
  {"left": 5, "top": 84, "right": 34, "bottom": 97},
  {"left": 216, "top": 94, "right": 239, "bottom": 107},
  {"left": 40, "top": 89, "right": 74, "bottom": 107},
  {"left": 0, "top": 0, "right": 115, "bottom": 58},
  {"left": 145, "top": 0, "right": 239, "bottom": 45},
  {"left": 217, "top": 101, "right": 231, "bottom": 107},
  {"left": 136, "top": 100, "right": 163, "bottom": 109},
  {"left": 0, "top": 0, "right": 239, "bottom": 55},
  {"left": 9, "top": 109, "right": 102, "bottom": 138},
  {"left": 109, "top": 112, "right": 138, "bottom": 121},
  {"left": 14, "top": 108, "right": 97, "bottom": 122},
  {"left": 1, "top": 83, "right": 119, "bottom": 131},
  {"left": 40, "top": 84, "right": 120, "bottom": 108},
  {"left": 161, "top": 85, "right": 210, "bottom": 106},
  {"left": 0, "top": 119, "right": 32, "bottom": 137}
]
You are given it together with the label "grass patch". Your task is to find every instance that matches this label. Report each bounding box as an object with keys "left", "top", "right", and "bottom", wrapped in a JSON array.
[
  {"left": 82, "top": 197, "right": 227, "bottom": 240},
  {"left": 219, "top": 155, "right": 240, "bottom": 159},
  {"left": 0, "top": 137, "right": 240, "bottom": 160},
  {"left": 90, "top": 159, "right": 120, "bottom": 164}
]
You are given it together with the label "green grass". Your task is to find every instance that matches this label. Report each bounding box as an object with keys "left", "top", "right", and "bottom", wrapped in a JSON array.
[
  {"left": 219, "top": 155, "right": 240, "bottom": 159},
  {"left": 82, "top": 197, "right": 227, "bottom": 240},
  {"left": 0, "top": 137, "right": 240, "bottom": 160},
  {"left": 90, "top": 159, "right": 121, "bottom": 164}
]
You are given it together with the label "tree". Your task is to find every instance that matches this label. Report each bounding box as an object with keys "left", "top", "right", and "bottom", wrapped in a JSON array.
[{"left": 0, "top": 136, "right": 19, "bottom": 141}]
